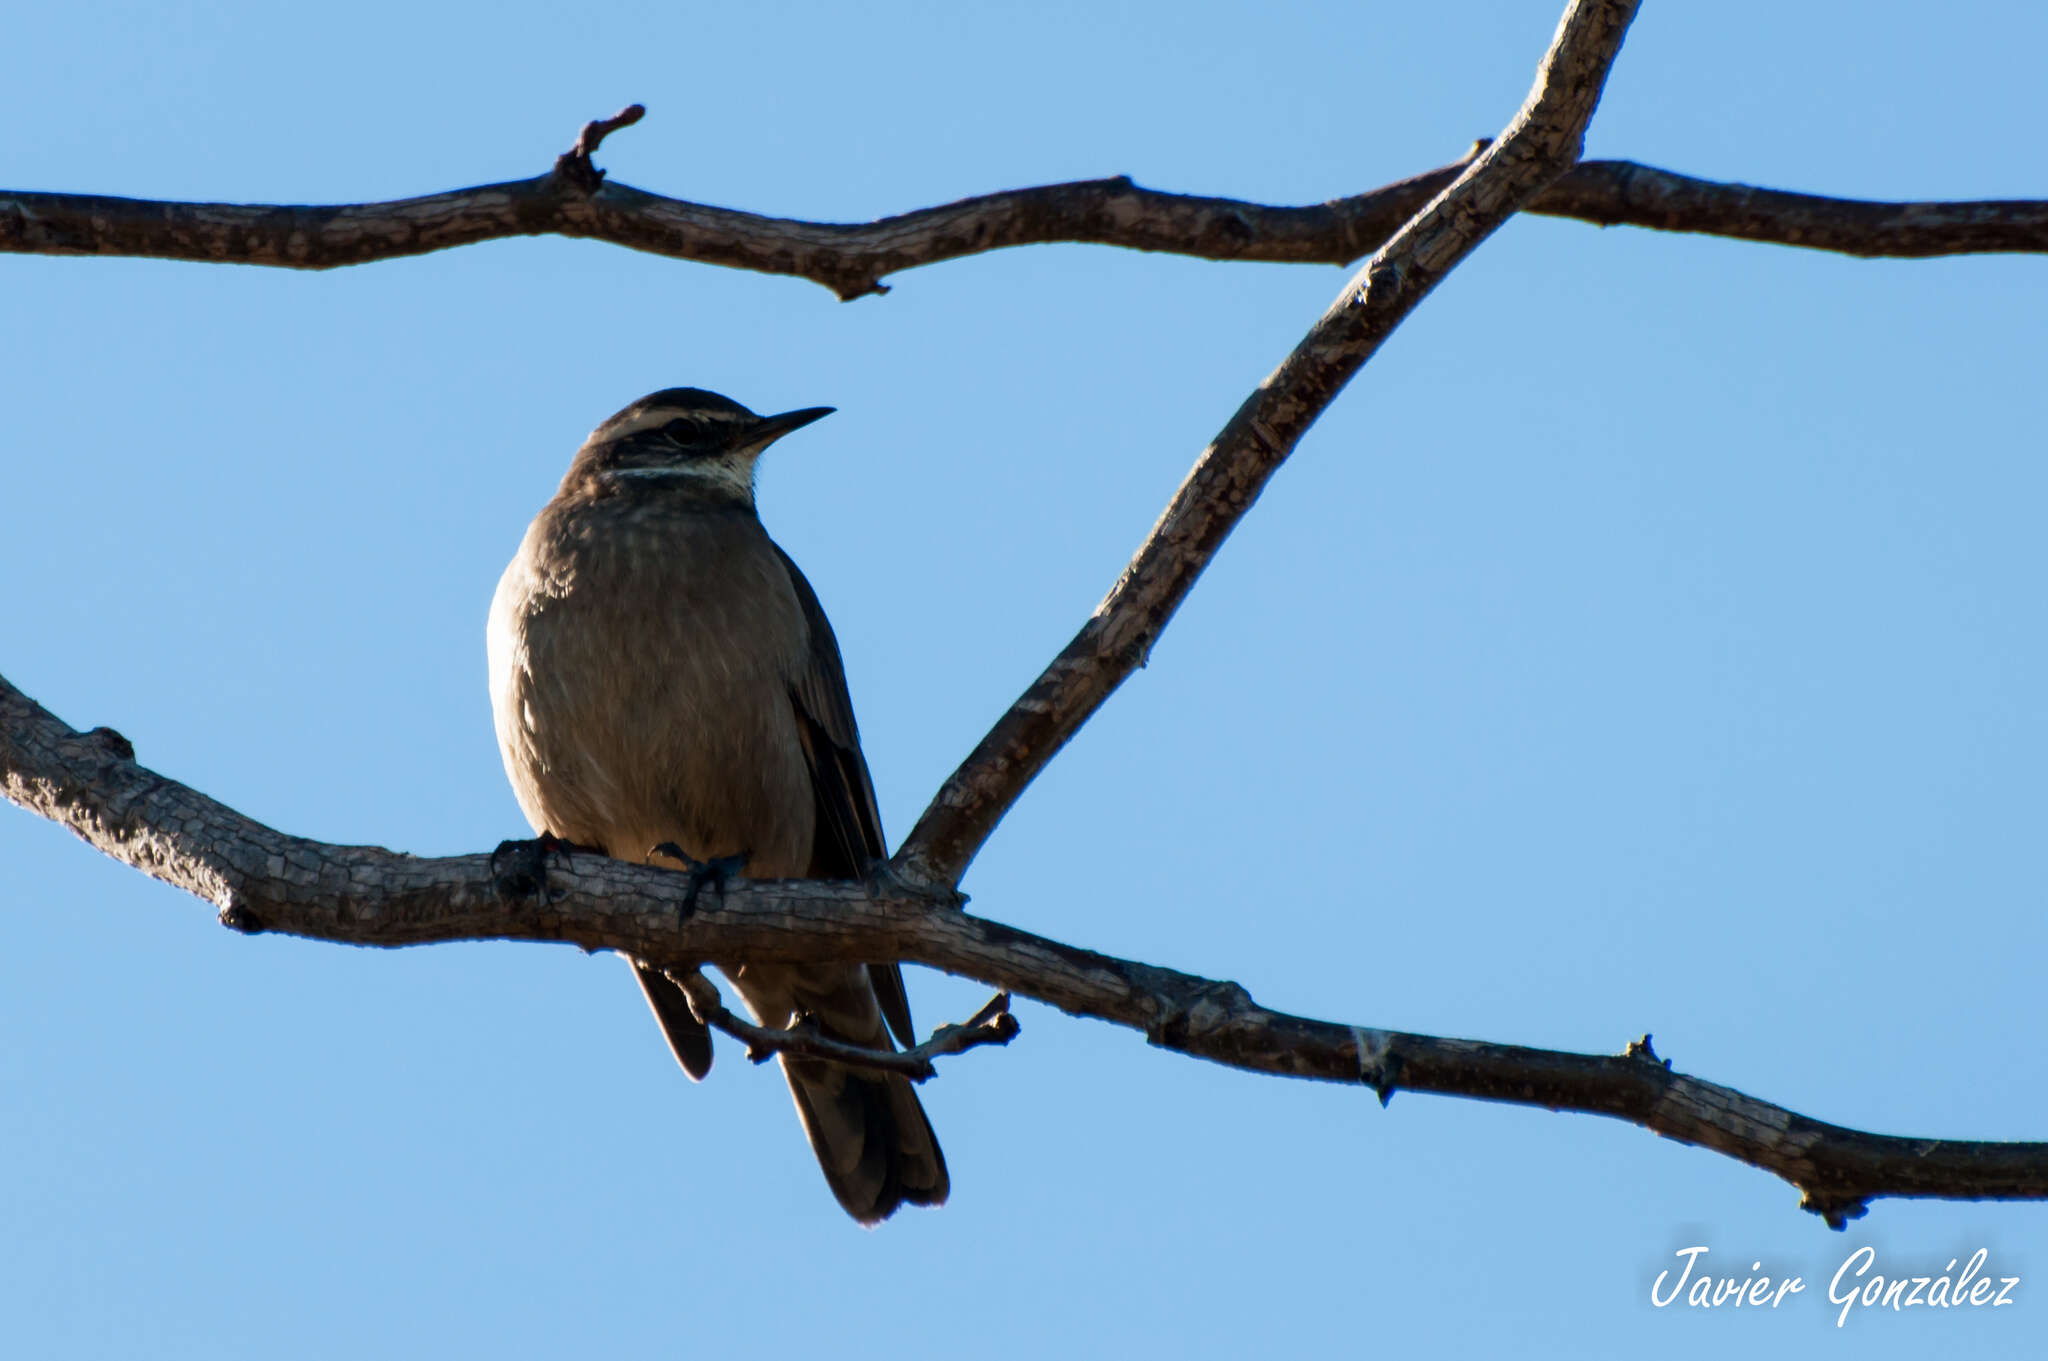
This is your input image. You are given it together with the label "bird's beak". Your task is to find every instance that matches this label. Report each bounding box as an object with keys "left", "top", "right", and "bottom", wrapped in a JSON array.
[{"left": 744, "top": 406, "right": 836, "bottom": 453}]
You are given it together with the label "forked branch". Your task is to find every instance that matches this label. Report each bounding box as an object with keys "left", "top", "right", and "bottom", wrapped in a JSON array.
[
  {"left": 7, "top": 668, "right": 2047, "bottom": 1226},
  {"left": 674, "top": 972, "right": 1019, "bottom": 1081},
  {"left": 893, "top": 0, "right": 1637, "bottom": 884},
  {"left": 5, "top": 0, "right": 2042, "bottom": 1231}
]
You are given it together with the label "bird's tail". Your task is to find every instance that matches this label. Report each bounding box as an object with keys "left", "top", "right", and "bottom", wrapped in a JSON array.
[
  {"left": 716, "top": 961, "right": 948, "bottom": 1223},
  {"left": 781, "top": 1046, "right": 948, "bottom": 1225}
]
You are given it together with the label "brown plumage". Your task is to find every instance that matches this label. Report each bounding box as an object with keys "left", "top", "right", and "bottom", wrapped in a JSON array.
[{"left": 486, "top": 389, "right": 945, "bottom": 1224}]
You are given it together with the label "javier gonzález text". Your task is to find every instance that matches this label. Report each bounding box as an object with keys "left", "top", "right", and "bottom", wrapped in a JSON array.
[{"left": 1650, "top": 1245, "right": 2019, "bottom": 1327}]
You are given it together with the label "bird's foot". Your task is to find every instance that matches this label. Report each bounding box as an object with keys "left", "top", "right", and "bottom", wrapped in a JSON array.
[
  {"left": 649, "top": 843, "right": 750, "bottom": 923},
  {"left": 490, "top": 832, "right": 595, "bottom": 906}
]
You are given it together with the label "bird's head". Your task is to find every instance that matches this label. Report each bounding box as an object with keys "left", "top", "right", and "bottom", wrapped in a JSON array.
[{"left": 566, "top": 388, "right": 835, "bottom": 508}]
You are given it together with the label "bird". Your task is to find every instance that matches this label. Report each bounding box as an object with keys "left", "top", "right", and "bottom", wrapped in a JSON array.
[{"left": 485, "top": 387, "right": 946, "bottom": 1224}]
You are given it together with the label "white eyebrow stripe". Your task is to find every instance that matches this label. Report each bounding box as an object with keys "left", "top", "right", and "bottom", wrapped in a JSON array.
[{"left": 600, "top": 457, "right": 756, "bottom": 497}]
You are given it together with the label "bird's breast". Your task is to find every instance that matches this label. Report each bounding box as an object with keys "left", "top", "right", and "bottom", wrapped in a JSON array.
[{"left": 488, "top": 498, "right": 815, "bottom": 873}]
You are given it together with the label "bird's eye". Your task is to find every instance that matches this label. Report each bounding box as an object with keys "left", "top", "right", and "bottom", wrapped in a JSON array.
[{"left": 662, "top": 417, "right": 703, "bottom": 444}]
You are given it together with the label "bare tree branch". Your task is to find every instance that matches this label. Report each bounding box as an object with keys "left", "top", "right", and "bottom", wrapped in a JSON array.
[
  {"left": 673, "top": 972, "right": 1019, "bottom": 1081},
  {"left": 7, "top": 0, "right": 2042, "bottom": 1234},
  {"left": 1538, "top": 159, "right": 2048, "bottom": 258},
  {"left": 4, "top": 132, "right": 2041, "bottom": 301},
  {"left": 893, "top": 0, "right": 1638, "bottom": 886},
  {"left": 6, "top": 667, "right": 2045, "bottom": 1226}
]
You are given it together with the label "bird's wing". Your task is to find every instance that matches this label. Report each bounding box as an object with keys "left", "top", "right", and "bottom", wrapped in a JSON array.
[
  {"left": 631, "top": 960, "right": 714, "bottom": 1080},
  {"left": 775, "top": 544, "right": 916, "bottom": 1048}
]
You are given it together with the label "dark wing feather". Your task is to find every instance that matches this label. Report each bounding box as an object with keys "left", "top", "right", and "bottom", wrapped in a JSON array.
[
  {"left": 775, "top": 545, "right": 916, "bottom": 1048},
  {"left": 632, "top": 961, "right": 713, "bottom": 1079}
]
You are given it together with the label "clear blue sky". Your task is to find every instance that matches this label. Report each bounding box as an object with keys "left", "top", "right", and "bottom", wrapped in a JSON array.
[{"left": 5, "top": 2, "right": 2044, "bottom": 1357}]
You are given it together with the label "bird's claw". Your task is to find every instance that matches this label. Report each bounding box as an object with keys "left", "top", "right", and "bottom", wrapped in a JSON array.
[
  {"left": 490, "top": 832, "right": 588, "bottom": 906},
  {"left": 650, "top": 843, "right": 750, "bottom": 923}
]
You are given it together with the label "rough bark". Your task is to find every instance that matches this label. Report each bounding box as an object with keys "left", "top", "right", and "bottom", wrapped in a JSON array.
[
  {"left": 893, "top": 0, "right": 1637, "bottom": 885},
  {"left": 7, "top": 668, "right": 2044, "bottom": 1226},
  {"left": 4, "top": 136, "right": 2041, "bottom": 302},
  {"left": 8, "top": 0, "right": 2043, "bottom": 1231}
]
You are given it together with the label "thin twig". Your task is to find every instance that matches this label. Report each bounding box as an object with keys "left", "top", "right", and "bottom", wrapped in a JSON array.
[
  {"left": 673, "top": 971, "right": 1018, "bottom": 1081},
  {"left": 553, "top": 103, "right": 646, "bottom": 194},
  {"left": 571, "top": 104, "right": 646, "bottom": 160},
  {"left": 3, "top": 120, "right": 2042, "bottom": 300}
]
